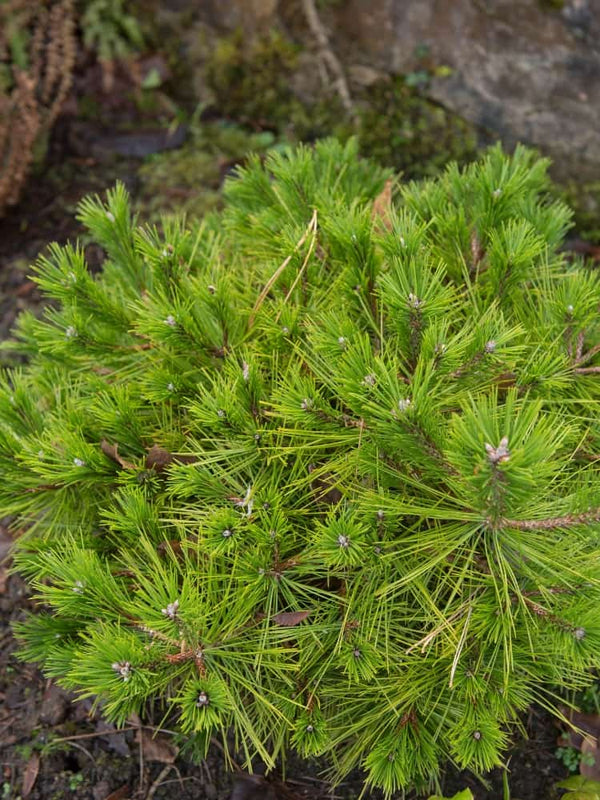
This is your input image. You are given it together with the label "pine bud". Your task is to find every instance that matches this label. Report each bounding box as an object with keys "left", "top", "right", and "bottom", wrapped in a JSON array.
[
  {"left": 300, "top": 398, "right": 314, "bottom": 410},
  {"left": 105, "top": 211, "right": 116, "bottom": 222},
  {"left": 164, "top": 315, "right": 176, "bottom": 327},
  {"left": 196, "top": 691, "right": 210, "bottom": 707},
  {"left": 242, "top": 362, "right": 250, "bottom": 382},
  {"left": 72, "top": 580, "right": 84, "bottom": 593},
  {"left": 362, "top": 374, "right": 376, "bottom": 387},
  {"left": 408, "top": 293, "right": 422, "bottom": 309},
  {"left": 222, "top": 528, "right": 233, "bottom": 538},
  {"left": 574, "top": 627, "right": 586, "bottom": 640},
  {"left": 73, "top": 457, "right": 86, "bottom": 467},
  {"left": 112, "top": 661, "right": 132, "bottom": 681},
  {"left": 306, "top": 724, "right": 314, "bottom": 732},
  {"left": 485, "top": 436, "right": 510, "bottom": 465},
  {"left": 485, "top": 340, "right": 496, "bottom": 353},
  {"left": 397, "top": 398, "right": 411, "bottom": 413},
  {"left": 167, "top": 383, "right": 175, "bottom": 392},
  {"left": 473, "top": 730, "right": 482, "bottom": 740},
  {"left": 161, "top": 600, "right": 179, "bottom": 619},
  {"left": 65, "top": 326, "right": 77, "bottom": 339},
  {"left": 337, "top": 534, "right": 350, "bottom": 548}
]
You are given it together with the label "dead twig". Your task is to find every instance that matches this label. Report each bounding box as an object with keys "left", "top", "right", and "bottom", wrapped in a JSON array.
[
  {"left": 300, "top": 0, "right": 357, "bottom": 122},
  {"left": 146, "top": 765, "right": 173, "bottom": 800}
]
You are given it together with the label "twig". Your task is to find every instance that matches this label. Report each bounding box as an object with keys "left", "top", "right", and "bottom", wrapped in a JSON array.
[
  {"left": 300, "top": 0, "right": 357, "bottom": 121},
  {"left": 146, "top": 765, "right": 173, "bottom": 800},
  {"left": 574, "top": 341, "right": 600, "bottom": 367},
  {"left": 500, "top": 508, "right": 600, "bottom": 530},
  {"left": 574, "top": 365, "right": 600, "bottom": 375}
]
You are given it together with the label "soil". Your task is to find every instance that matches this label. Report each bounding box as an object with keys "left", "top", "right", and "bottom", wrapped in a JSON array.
[{"left": 0, "top": 38, "right": 589, "bottom": 800}]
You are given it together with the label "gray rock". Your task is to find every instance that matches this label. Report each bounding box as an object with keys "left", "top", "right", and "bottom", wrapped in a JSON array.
[{"left": 185, "top": 0, "right": 600, "bottom": 180}]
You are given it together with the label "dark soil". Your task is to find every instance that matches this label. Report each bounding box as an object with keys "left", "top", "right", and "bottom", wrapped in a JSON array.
[{"left": 0, "top": 39, "right": 585, "bottom": 800}]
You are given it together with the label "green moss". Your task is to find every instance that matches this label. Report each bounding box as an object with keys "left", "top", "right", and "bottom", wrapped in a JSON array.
[
  {"left": 137, "top": 121, "right": 282, "bottom": 221},
  {"left": 203, "top": 31, "right": 478, "bottom": 179},
  {"left": 561, "top": 181, "right": 600, "bottom": 243},
  {"left": 538, "top": 0, "right": 565, "bottom": 10},
  {"left": 205, "top": 29, "right": 301, "bottom": 128},
  {"left": 355, "top": 77, "right": 479, "bottom": 179}
]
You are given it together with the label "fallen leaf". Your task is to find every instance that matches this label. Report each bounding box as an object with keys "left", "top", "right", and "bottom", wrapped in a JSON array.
[
  {"left": 101, "top": 440, "right": 136, "bottom": 470},
  {"left": 371, "top": 178, "right": 394, "bottom": 231},
  {"left": 135, "top": 728, "right": 178, "bottom": 763},
  {"left": 145, "top": 445, "right": 197, "bottom": 472},
  {"left": 145, "top": 445, "right": 173, "bottom": 471},
  {"left": 22, "top": 752, "right": 40, "bottom": 797},
  {"left": 104, "top": 786, "right": 131, "bottom": 800},
  {"left": 272, "top": 610, "right": 311, "bottom": 627},
  {"left": 581, "top": 736, "right": 600, "bottom": 781}
]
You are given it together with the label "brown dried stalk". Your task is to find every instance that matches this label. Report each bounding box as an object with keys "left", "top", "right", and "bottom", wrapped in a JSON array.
[{"left": 0, "top": 0, "right": 76, "bottom": 215}]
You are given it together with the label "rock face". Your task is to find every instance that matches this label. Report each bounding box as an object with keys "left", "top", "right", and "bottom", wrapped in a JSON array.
[{"left": 189, "top": 0, "right": 600, "bottom": 181}]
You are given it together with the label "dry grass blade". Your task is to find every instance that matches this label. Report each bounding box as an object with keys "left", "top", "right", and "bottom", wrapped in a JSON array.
[{"left": 248, "top": 208, "right": 317, "bottom": 329}]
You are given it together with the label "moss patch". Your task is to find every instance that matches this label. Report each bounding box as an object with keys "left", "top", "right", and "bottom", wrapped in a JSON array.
[
  {"left": 137, "top": 121, "right": 282, "bottom": 221},
  {"left": 561, "top": 181, "right": 600, "bottom": 243}
]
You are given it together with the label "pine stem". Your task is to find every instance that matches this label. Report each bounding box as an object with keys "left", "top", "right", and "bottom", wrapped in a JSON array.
[{"left": 500, "top": 509, "right": 600, "bottom": 530}]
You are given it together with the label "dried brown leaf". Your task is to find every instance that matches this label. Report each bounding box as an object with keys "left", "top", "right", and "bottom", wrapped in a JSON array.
[
  {"left": 104, "top": 786, "right": 131, "bottom": 800},
  {"left": 581, "top": 736, "right": 600, "bottom": 780},
  {"left": 101, "top": 439, "right": 136, "bottom": 470},
  {"left": 371, "top": 178, "right": 393, "bottom": 231},
  {"left": 145, "top": 445, "right": 173, "bottom": 471},
  {"left": 22, "top": 751, "right": 40, "bottom": 798},
  {"left": 135, "top": 728, "right": 178, "bottom": 763},
  {"left": 145, "top": 445, "right": 197, "bottom": 472},
  {"left": 272, "top": 610, "right": 311, "bottom": 627}
]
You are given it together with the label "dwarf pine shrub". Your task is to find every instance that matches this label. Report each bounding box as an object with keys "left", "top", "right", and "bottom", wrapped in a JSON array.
[{"left": 4, "top": 138, "right": 600, "bottom": 795}]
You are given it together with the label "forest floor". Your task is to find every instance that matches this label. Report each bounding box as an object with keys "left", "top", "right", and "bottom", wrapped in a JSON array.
[{"left": 0, "top": 46, "right": 594, "bottom": 800}]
